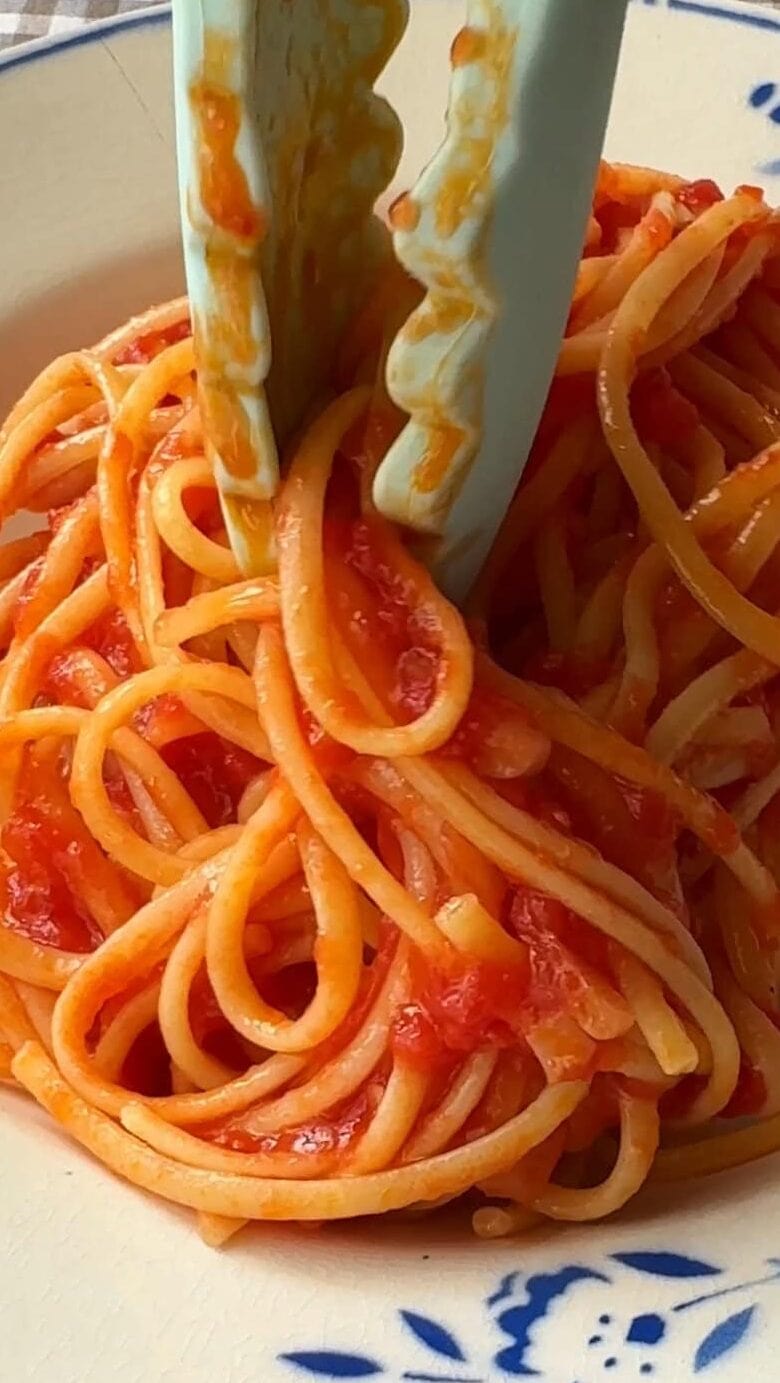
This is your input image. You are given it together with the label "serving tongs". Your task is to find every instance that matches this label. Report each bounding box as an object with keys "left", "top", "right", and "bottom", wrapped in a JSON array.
[{"left": 172, "top": 0, "right": 628, "bottom": 602}]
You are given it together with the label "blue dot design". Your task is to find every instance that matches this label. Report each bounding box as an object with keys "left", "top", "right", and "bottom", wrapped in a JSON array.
[
  {"left": 750, "top": 80, "right": 780, "bottom": 124},
  {"left": 627, "top": 1315, "right": 666, "bottom": 1346}
]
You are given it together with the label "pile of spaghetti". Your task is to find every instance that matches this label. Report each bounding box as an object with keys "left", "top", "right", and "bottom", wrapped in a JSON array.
[{"left": 3, "top": 164, "right": 780, "bottom": 1246}]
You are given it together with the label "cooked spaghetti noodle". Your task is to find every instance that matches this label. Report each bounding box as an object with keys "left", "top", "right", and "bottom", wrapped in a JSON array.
[{"left": 4, "top": 164, "right": 780, "bottom": 1244}]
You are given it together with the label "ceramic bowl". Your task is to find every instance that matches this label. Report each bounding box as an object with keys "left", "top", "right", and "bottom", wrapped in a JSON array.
[{"left": 2, "top": 4, "right": 780, "bottom": 1380}]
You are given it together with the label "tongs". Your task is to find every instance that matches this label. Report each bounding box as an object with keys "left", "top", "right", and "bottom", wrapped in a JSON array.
[{"left": 172, "top": 0, "right": 628, "bottom": 602}]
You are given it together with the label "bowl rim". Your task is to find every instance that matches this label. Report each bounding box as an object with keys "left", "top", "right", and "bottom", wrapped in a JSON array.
[
  {"left": 0, "top": 0, "right": 172, "bottom": 74},
  {"left": 4, "top": 6, "right": 780, "bottom": 1383},
  {"left": 3, "top": 1, "right": 780, "bottom": 79}
]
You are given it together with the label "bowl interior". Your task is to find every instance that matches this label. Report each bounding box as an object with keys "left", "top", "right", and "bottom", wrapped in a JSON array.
[{"left": 3, "top": 5, "right": 780, "bottom": 1381}]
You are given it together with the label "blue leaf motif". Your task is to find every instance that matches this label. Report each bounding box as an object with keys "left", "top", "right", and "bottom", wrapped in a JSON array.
[
  {"left": 694, "top": 1306, "right": 757, "bottom": 1372},
  {"left": 751, "top": 81, "right": 778, "bottom": 108},
  {"left": 612, "top": 1252, "right": 722, "bottom": 1279},
  {"left": 399, "top": 1310, "right": 467, "bottom": 1361},
  {"left": 280, "top": 1351, "right": 383, "bottom": 1378}
]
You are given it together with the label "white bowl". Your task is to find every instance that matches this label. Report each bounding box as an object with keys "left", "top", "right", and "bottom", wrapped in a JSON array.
[{"left": 3, "top": 4, "right": 780, "bottom": 1380}]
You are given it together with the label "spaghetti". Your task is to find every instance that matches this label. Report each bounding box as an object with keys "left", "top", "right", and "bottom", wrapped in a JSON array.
[{"left": 3, "top": 164, "right": 780, "bottom": 1244}]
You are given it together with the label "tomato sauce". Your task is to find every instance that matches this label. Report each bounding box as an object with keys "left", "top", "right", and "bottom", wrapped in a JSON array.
[
  {"left": 182, "top": 484, "right": 222, "bottom": 531},
  {"left": 131, "top": 691, "right": 187, "bottom": 745},
  {"left": 0, "top": 839, "right": 99, "bottom": 954},
  {"left": 1, "top": 758, "right": 103, "bottom": 953},
  {"left": 257, "top": 961, "right": 319, "bottom": 1019},
  {"left": 189, "top": 33, "right": 266, "bottom": 243},
  {"left": 161, "top": 733, "right": 261, "bottom": 830},
  {"left": 42, "top": 649, "right": 98, "bottom": 709},
  {"left": 594, "top": 197, "right": 642, "bottom": 254},
  {"left": 631, "top": 367, "right": 699, "bottom": 449},
  {"left": 393, "top": 901, "right": 615, "bottom": 1084},
  {"left": 548, "top": 747, "right": 679, "bottom": 894},
  {"left": 190, "top": 87, "right": 265, "bottom": 241},
  {"left": 103, "top": 760, "right": 143, "bottom": 830},
  {"left": 187, "top": 965, "right": 256, "bottom": 1072},
  {"left": 325, "top": 512, "right": 443, "bottom": 723},
  {"left": 442, "top": 685, "right": 548, "bottom": 779},
  {"left": 392, "top": 950, "right": 522, "bottom": 1068},
  {"left": 394, "top": 645, "right": 440, "bottom": 720},
  {"left": 392, "top": 1001, "right": 450, "bottom": 1068},
  {"left": 522, "top": 649, "right": 614, "bottom": 701},
  {"left": 390, "top": 875, "right": 626, "bottom": 1076},
  {"left": 83, "top": 608, "right": 143, "bottom": 679},
  {"left": 120, "top": 1022, "right": 173, "bottom": 1097},
  {"left": 212, "top": 1082, "right": 380, "bottom": 1157},
  {"left": 497, "top": 775, "right": 573, "bottom": 835},
  {"left": 113, "top": 317, "right": 192, "bottom": 367},
  {"left": 510, "top": 886, "right": 610, "bottom": 1014},
  {"left": 677, "top": 178, "right": 724, "bottom": 217}
]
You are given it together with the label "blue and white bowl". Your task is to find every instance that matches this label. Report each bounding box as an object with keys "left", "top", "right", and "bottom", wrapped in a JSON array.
[{"left": 1, "top": 4, "right": 780, "bottom": 1379}]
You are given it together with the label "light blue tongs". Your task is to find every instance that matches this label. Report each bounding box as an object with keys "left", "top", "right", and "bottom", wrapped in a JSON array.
[{"left": 172, "top": 0, "right": 628, "bottom": 602}]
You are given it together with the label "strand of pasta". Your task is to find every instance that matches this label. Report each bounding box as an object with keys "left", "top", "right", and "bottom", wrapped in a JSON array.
[
  {"left": 277, "top": 388, "right": 473, "bottom": 757},
  {"left": 13, "top": 1041, "right": 588, "bottom": 1221},
  {"left": 529, "top": 1091, "right": 660, "bottom": 1221},
  {"left": 5, "top": 171, "right": 780, "bottom": 1239},
  {"left": 599, "top": 195, "right": 780, "bottom": 666}
]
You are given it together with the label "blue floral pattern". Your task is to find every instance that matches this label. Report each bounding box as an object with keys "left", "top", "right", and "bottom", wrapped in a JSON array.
[
  {"left": 279, "top": 1253, "right": 780, "bottom": 1380},
  {"left": 633, "top": 0, "right": 780, "bottom": 33},
  {"left": 748, "top": 81, "right": 780, "bottom": 174}
]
